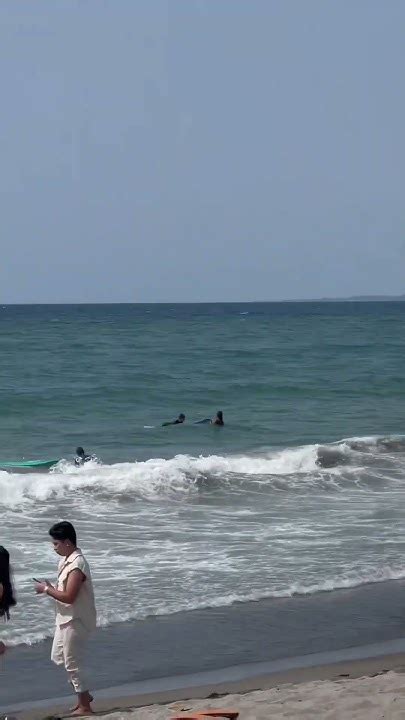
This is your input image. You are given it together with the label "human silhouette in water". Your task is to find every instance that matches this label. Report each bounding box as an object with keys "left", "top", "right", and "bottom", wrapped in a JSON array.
[
  {"left": 162, "top": 413, "right": 186, "bottom": 427},
  {"left": 74, "top": 447, "right": 93, "bottom": 467},
  {"left": 195, "top": 411, "right": 224, "bottom": 426},
  {"left": 211, "top": 411, "right": 224, "bottom": 426}
]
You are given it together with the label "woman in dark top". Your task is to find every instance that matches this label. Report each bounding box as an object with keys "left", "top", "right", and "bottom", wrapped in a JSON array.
[{"left": 0, "top": 546, "right": 17, "bottom": 655}]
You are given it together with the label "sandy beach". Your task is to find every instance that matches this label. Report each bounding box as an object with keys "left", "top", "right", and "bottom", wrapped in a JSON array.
[
  {"left": 8, "top": 650, "right": 405, "bottom": 720},
  {"left": 98, "top": 672, "right": 405, "bottom": 720}
]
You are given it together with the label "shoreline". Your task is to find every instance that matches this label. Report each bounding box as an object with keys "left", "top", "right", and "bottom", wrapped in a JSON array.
[
  {"left": 3, "top": 579, "right": 405, "bottom": 710},
  {"left": 4, "top": 640, "right": 405, "bottom": 718}
]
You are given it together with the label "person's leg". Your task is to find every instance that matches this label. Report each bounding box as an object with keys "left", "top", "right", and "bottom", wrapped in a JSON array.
[
  {"left": 62, "top": 621, "right": 93, "bottom": 715},
  {"left": 51, "top": 624, "right": 65, "bottom": 667},
  {"left": 52, "top": 624, "right": 84, "bottom": 711}
]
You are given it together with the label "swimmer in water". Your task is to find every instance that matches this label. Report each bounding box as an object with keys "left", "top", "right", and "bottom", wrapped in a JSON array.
[
  {"left": 211, "top": 410, "right": 224, "bottom": 426},
  {"left": 162, "top": 413, "right": 186, "bottom": 427},
  {"left": 195, "top": 411, "right": 225, "bottom": 426},
  {"left": 74, "top": 447, "right": 93, "bottom": 467}
]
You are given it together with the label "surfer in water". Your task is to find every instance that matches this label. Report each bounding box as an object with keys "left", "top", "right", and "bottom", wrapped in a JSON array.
[
  {"left": 211, "top": 410, "right": 224, "bottom": 426},
  {"left": 162, "top": 413, "right": 186, "bottom": 427},
  {"left": 74, "top": 447, "right": 93, "bottom": 467},
  {"left": 195, "top": 411, "right": 225, "bottom": 426}
]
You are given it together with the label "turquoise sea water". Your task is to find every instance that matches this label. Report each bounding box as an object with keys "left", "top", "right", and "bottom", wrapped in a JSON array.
[
  {"left": 1, "top": 302, "right": 405, "bottom": 460},
  {"left": 1, "top": 301, "right": 405, "bottom": 649}
]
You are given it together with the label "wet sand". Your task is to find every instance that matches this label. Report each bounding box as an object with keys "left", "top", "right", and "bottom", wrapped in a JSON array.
[
  {"left": 5, "top": 646, "right": 405, "bottom": 719},
  {"left": 3, "top": 579, "right": 405, "bottom": 708}
]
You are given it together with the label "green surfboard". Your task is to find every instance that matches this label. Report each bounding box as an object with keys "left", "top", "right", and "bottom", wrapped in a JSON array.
[{"left": 0, "top": 459, "right": 59, "bottom": 471}]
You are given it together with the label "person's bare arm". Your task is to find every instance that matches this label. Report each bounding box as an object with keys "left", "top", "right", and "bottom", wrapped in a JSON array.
[{"left": 35, "top": 569, "right": 85, "bottom": 604}]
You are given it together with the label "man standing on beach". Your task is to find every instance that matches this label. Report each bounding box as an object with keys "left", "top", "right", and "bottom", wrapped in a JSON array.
[{"left": 35, "top": 521, "right": 97, "bottom": 716}]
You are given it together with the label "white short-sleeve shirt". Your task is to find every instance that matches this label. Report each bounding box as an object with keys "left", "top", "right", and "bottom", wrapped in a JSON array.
[{"left": 55, "top": 549, "right": 97, "bottom": 631}]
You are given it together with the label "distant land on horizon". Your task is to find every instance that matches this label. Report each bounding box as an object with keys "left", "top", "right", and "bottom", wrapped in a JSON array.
[
  {"left": 299, "top": 294, "right": 405, "bottom": 303},
  {"left": 2, "top": 295, "right": 405, "bottom": 305}
]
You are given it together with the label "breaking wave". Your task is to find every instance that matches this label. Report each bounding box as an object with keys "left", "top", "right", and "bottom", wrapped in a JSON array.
[
  {"left": 2, "top": 434, "right": 405, "bottom": 649},
  {"left": 1, "top": 435, "right": 404, "bottom": 510}
]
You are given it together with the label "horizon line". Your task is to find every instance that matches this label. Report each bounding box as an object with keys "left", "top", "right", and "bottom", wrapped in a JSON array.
[{"left": 1, "top": 295, "right": 405, "bottom": 306}]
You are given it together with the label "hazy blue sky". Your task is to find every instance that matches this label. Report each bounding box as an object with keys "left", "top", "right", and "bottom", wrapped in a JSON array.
[{"left": 1, "top": 0, "right": 404, "bottom": 303}]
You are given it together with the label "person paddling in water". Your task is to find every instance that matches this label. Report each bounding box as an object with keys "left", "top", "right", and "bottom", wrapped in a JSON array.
[
  {"left": 74, "top": 447, "right": 93, "bottom": 467},
  {"left": 211, "top": 410, "right": 224, "bottom": 426},
  {"left": 162, "top": 413, "right": 186, "bottom": 427},
  {"left": 195, "top": 410, "right": 225, "bottom": 425}
]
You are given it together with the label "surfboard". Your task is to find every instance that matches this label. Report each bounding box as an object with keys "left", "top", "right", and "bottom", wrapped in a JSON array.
[{"left": 0, "top": 459, "right": 59, "bottom": 471}]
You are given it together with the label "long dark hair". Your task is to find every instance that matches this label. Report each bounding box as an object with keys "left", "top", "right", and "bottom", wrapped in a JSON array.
[{"left": 0, "top": 547, "right": 16, "bottom": 620}]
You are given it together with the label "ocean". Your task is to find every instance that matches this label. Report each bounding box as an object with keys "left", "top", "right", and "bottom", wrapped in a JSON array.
[{"left": 1, "top": 301, "right": 405, "bottom": 704}]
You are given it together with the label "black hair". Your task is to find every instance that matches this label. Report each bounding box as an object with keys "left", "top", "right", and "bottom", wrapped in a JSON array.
[
  {"left": 76, "top": 447, "right": 84, "bottom": 456},
  {"left": 49, "top": 521, "right": 77, "bottom": 546},
  {"left": 0, "top": 547, "right": 16, "bottom": 620},
  {"left": 178, "top": 414, "right": 185, "bottom": 420},
  {"left": 217, "top": 411, "right": 223, "bottom": 421}
]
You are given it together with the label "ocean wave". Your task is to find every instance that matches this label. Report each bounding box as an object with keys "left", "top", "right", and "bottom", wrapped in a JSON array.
[
  {"left": 7, "top": 561, "right": 405, "bottom": 649},
  {"left": 0, "top": 446, "right": 336, "bottom": 509},
  {"left": 316, "top": 435, "right": 405, "bottom": 467},
  {"left": 97, "top": 562, "right": 405, "bottom": 620},
  {"left": 0, "top": 435, "right": 404, "bottom": 509}
]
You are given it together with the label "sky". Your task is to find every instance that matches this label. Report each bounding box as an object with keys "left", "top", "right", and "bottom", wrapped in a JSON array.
[{"left": 1, "top": 0, "right": 404, "bottom": 303}]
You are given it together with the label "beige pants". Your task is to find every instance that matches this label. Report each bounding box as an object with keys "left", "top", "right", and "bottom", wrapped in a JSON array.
[{"left": 51, "top": 619, "right": 89, "bottom": 693}]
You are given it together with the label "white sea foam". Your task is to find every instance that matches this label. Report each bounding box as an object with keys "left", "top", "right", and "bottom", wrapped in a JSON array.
[
  {"left": 0, "top": 435, "right": 401, "bottom": 509},
  {"left": 2, "top": 435, "right": 405, "bottom": 649},
  {"left": 0, "top": 445, "right": 328, "bottom": 509},
  {"left": 6, "top": 562, "right": 405, "bottom": 649}
]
